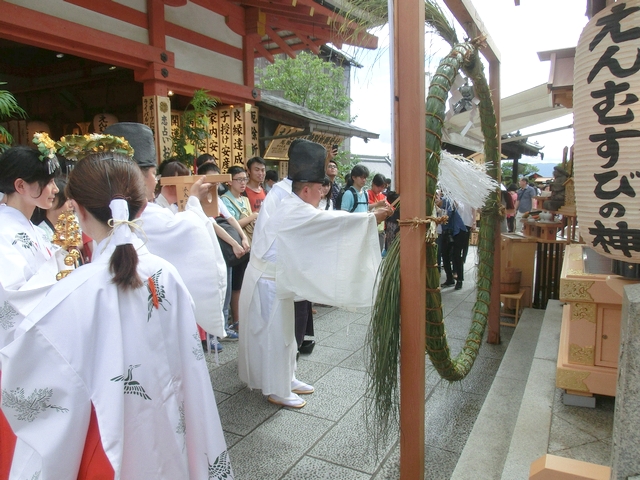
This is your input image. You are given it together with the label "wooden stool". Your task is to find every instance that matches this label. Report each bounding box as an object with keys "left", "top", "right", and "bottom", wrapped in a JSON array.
[{"left": 500, "top": 289, "right": 525, "bottom": 327}]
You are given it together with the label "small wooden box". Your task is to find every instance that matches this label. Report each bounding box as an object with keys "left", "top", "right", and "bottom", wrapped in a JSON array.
[
  {"left": 537, "top": 222, "right": 562, "bottom": 241},
  {"left": 523, "top": 222, "right": 538, "bottom": 237}
]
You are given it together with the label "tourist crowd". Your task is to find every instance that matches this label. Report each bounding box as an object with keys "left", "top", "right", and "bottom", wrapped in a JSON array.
[{"left": 0, "top": 125, "right": 398, "bottom": 478}]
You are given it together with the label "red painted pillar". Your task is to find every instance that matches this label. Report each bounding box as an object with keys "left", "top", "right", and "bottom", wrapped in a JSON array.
[{"left": 395, "top": 0, "right": 426, "bottom": 477}]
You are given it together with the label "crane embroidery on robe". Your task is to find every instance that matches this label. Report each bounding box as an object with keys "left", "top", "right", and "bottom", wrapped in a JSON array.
[
  {"left": 12, "top": 232, "right": 37, "bottom": 254},
  {"left": 110, "top": 364, "right": 152, "bottom": 400},
  {"left": 146, "top": 269, "right": 170, "bottom": 321},
  {"left": 192, "top": 333, "right": 204, "bottom": 360},
  {"left": 206, "top": 451, "right": 233, "bottom": 479},
  {"left": 0, "top": 301, "right": 18, "bottom": 330},
  {"left": 176, "top": 401, "right": 186, "bottom": 451},
  {"left": 1, "top": 387, "right": 69, "bottom": 422}
]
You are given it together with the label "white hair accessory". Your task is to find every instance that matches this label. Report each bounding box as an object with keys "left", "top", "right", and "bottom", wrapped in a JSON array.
[{"left": 108, "top": 198, "right": 136, "bottom": 247}]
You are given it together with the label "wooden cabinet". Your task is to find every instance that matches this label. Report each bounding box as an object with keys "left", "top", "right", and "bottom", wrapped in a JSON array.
[{"left": 556, "top": 244, "right": 637, "bottom": 397}]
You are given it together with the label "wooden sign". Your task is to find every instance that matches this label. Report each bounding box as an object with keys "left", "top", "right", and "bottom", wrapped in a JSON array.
[
  {"left": 159, "top": 174, "right": 230, "bottom": 217},
  {"left": 263, "top": 124, "right": 344, "bottom": 160},
  {"left": 142, "top": 95, "right": 173, "bottom": 163},
  {"left": 171, "top": 104, "right": 259, "bottom": 170}
]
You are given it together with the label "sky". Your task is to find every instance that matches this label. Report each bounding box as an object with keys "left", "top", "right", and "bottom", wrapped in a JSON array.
[{"left": 344, "top": 0, "right": 589, "bottom": 165}]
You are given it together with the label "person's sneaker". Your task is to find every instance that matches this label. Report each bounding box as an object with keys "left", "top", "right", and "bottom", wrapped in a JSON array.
[
  {"left": 209, "top": 341, "right": 224, "bottom": 352},
  {"left": 455, "top": 281, "right": 463, "bottom": 290},
  {"left": 224, "top": 329, "right": 238, "bottom": 340},
  {"left": 441, "top": 280, "right": 455, "bottom": 288}
]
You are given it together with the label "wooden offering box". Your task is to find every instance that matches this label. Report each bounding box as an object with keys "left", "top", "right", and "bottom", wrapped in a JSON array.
[
  {"left": 160, "top": 174, "right": 230, "bottom": 217},
  {"left": 557, "top": 244, "right": 639, "bottom": 397},
  {"left": 523, "top": 221, "right": 537, "bottom": 237},
  {"left": 537, "top": 222, "right": 563, "bottom": 241}
]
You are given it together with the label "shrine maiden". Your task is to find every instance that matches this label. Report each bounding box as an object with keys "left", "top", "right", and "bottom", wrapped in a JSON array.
[
  {"left": 0, "top": 141, "right": 61, "bottom": 348},
  {"left": 104, "top": 123, "right": 227, "bottom": 339},
  {"left": 0, "top": 153, "right": 232, "bottom": 479}
]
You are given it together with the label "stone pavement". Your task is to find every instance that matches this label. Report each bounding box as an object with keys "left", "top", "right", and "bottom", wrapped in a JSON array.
[{"left": 204, "top": 247, "right": 614, "bottom": 479}]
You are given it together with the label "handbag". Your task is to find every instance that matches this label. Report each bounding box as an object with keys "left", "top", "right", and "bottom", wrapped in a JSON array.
[{"left": 215, "top": 217, "right": 249, "bottom": 267}]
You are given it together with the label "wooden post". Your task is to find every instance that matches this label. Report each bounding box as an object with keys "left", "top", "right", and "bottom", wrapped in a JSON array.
[
  {"left": 159, "top": 174, "right": 230, "bottom": 217},
  {"left": 487, "top": 58, "right": 502, "bottom": 344},
  {"left": 395, "top": 0, "right": 426, "bottom": 477}
]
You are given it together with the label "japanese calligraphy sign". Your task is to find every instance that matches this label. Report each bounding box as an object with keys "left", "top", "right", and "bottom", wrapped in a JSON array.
[
  {"left": 170, "top": 103, "right": 258, "bottom": 171},
  {"left": 263, "top": 124, "right": 344, "bottom": 161},
  {"left": 574, "top": 1, "right": 640, "bottom": 261},
  {"left": 142, "top": 96, "right": 173, "bottom": 163},
  {"left": 218, "top": 106, "right": 232, "bottom": 172},
  {"left": 246, "top": 105, "right": 260, "bottom": 159}
]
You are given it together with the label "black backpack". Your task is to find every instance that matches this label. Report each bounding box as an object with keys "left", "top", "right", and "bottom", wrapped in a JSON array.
[{"left": 335, "top": 186, "right": 366, "bottom": 212}]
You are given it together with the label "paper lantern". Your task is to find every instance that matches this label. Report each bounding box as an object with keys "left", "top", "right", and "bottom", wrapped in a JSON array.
[
  {"left": 26, "top": 120, "right": 50, "bottom": 139},
  {"left": 573, "top": 0, "right": 640, "bottom": 262},
  {"left": 93, "top": 113, "right": 118, "bottom": 133}
]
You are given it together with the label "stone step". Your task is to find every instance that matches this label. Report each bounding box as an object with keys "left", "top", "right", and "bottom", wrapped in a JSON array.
[{"left": 451, "top": 302, "right": 561, "bottom": 480}]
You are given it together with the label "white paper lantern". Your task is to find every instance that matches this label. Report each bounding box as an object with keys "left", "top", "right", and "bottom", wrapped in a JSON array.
[
  {"left": 26, "top": 120, "right": 50, "bottom": 139},
  {"left": 574, "top": 0, "right": 640, "bottom": 262},
  {"left": 93, "top": 113, "right": 118, "bottom": 133}
]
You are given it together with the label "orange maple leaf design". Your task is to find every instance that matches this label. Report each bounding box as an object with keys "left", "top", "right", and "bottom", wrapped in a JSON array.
[{"left": 148, "top": 276, "right": 159, "bottom": 309}]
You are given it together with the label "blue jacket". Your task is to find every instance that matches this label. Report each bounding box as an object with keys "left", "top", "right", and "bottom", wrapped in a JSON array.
[{"left": 442, "top": 198, "right": 467, "bottom": 236}]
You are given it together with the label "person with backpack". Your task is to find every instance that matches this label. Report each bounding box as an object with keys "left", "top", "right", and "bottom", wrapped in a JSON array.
[
  {"left": 367, "top": 173, "right": 393, "bottom": 251},
  {"left": 338, "top": 164, "right": 370, "bottom": 213}
]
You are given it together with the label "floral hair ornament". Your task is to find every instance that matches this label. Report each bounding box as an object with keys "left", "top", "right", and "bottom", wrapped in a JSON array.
[
  {"left": 32, "top": 132, "right": 60, "bottom": 175},
  {"left": 56, "top": 134, "right": 134, "bottom": 162},
  {"left": 107, "top": 198, "right": 144, "bottom": 248}
]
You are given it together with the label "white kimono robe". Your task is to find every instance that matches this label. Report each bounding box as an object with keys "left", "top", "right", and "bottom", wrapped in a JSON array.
[
  {"left": 0, "top": 205, "right": 59, "bottom": 348},
  {"left": 238, "top": 194, "right": 381, "bottom": 398},
  {"left": 0, "top": 238, "right": 232, "bottom": 479},
  {"left": 140, "top": 197, "right": 227, "bottom": 338}
]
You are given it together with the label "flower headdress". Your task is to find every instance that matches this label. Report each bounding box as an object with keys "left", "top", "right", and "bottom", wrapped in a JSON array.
[
  {"left": 32, "top": 132, "right": 60, "bottom": 174},
  {"left": 56, "top": 134, "right": 135, "bottom": 162}
]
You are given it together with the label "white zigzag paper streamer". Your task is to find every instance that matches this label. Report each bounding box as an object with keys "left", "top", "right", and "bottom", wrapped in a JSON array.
[{"left": 438, "top": 150, "right": 498, "bottom": 209}]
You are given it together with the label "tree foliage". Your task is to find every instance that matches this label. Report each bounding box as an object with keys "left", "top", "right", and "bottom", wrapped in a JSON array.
[
  {"left": 0, "top": 84, "right": 27, "bottom": 152},
  {"left": 501, "top": 161, "right": 539, "bottom": 186},
  {"left": 258, "top": 52, "right": 352, "bottom": 122},
  {"left": 171, "top": 89, "right": 217, "bottom": 167}
]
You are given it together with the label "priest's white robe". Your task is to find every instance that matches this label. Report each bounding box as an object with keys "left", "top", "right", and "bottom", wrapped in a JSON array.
[
  {"left": 0, "top": 205, "right": 59, "bottom": 349},
  {"left": 238, "top": 194, "right": 381, "bottom": 398},
  {"left": 140, "top": 197, "right": 227, "bottom": 338},
  {"left": 0, "top": 238, "right": 232, "bottom": 479},
  {"left": 250, "top": 178, "right": 291, "bottom": 261}
]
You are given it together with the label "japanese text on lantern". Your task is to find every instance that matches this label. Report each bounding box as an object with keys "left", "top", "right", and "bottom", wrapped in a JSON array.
[{"left": 579, "top": 3, "right": 640, "bottom": 258}]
